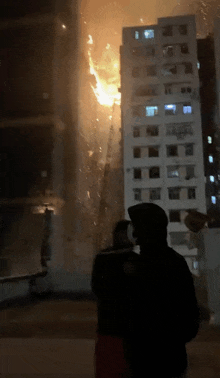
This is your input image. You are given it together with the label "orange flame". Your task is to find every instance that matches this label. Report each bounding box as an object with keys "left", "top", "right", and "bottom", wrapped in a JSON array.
[{"left": 87, "top": 35, "right": 121, "bottom": 107}]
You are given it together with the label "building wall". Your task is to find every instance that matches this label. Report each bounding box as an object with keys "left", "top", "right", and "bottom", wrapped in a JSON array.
[{"left": 121, "top": 15, "right": 206, "bottom": 269}]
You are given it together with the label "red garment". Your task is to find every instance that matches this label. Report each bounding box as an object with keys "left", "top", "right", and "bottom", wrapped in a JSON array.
[{"left": 95, "top": 334, "right": 130, "bottom": 378}]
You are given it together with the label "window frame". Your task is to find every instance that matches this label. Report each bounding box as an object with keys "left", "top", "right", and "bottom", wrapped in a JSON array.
[
  {"left": 145, "top": 106, "right": 159, "bottom": 117},
  {"left": 134, "top": 168, "right": 142, "bottom": 179},
  {"left": 144, "top": 29, "right": 154, "bottom": 39},
  {"left": 133, "top": 147, "right": 141, "bottom": 158},
  {"left": 167, "top": 145, "right": 178, "bottom": 157},
  {"left": 169, "top": 210, "right": 181, "bottom": 222},
  {"left": 149, "top": 188, "right": 161, "bottom": 200},
  {"left": 133, "top": 126, "right": 140, "bottom": 138},
  {"left": 149, "top": 166, "right": 160, "bottom": 179},
  {"left": 168, "top": 187, "right": 181, "bottom": 200},
  {"left": 180, "top": 43, "right": 189, "bottom": 54},
  {"left": 188, "top": 187, "right": 196, "bottom": 199},
  {"left": 148, "top": 146, "right": 159, "bottom": 157}
]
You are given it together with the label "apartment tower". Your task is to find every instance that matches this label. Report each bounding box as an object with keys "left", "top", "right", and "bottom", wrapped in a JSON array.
[{"left": 120, "top": 15, "right": 206, "bottom": 269}]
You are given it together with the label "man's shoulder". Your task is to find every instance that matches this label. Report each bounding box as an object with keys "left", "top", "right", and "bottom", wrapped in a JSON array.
[{"left": 94, "top": 248, "right": 135, "bottom": 262}]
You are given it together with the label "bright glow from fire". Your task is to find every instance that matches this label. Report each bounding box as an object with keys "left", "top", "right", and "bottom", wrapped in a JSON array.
[{"left": 87, "top": 35, "right": 121, "bottom": 107}]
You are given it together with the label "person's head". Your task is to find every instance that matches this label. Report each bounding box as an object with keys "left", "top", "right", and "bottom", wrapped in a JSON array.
[
  {"left": 113, "top": 219, "right": 133, "bottom": 248},
  {"left": 128, "top": 203, "right": 168, "bottom": 246}
]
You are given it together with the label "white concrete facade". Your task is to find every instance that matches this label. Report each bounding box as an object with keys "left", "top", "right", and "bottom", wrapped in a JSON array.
[{"left": 121, "top": 15, "right": 206, "bottom": 269}]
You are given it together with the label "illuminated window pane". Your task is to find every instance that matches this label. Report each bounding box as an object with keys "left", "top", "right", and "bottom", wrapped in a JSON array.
[
  {"left": 209, "top": 155, "right": 213, "bottom": 163},
  {"left": 210, "top": 175, "right": 215, "bottom": 182},
  {"left": 135, "top": 31, "right": 139, "bottom": 39},
  {"left": 146, "top": 106, "right": 158, "bottom": 116},
  {"left": 208, "top": 136, "right": 212, "bottom": 144},
  {"left": 165, "top": 104, "right": 176, "bottom": 115},
  {"left": 183, "top": 104, "right": 192, "bottom": 114},
  {"left": 167, "top": 166, "right": 179, "bottom": 178},
  {"left": 144, "top": 29, "right": 154, "bottom": 39},
  {"left": 211, "top": 196, "right": 216, "bottom": 204},
  {"left": 197, "top": 62, "right": 200, "bottom": 69}
]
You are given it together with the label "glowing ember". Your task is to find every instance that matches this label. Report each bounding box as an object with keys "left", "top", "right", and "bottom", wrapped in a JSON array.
[{"left": 87, "top": 35, "right": 121, "bottom": 107}]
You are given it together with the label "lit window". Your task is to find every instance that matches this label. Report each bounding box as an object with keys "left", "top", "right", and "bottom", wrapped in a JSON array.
[
  {"left": 144, "top": 29, "right": 154, "bottom": 39},
  {"left": 146, "top": 106, "right": 158, "bottom": 116},
  {"left": 208, "top": 136, "right": 212, "bottom": 144},
  {"left": 183, "top": 104, "right": 192, "bottom": 114},
  {"left": 211, "top": 196, "right": 216, "bottom": 204},
  {"left": 135, "top": 31, "right": 139, "bottom": 39},
  {"left": 134, "top": 188, "right": 141, "bottom": 201},
  {"left": 165, "top": 104, "right": 176, "bottom": 115},
  {"left": 193, "top": 260, "right": 199, "bottom": 270},
  {"left": 209, "top": 155, "right": 214, "bottom": 163},
  {"left": 210, "top": 176, "right": 215, "bottom": 182},
  {"left": 197, "top": 62, "right": 200, "bottom": 69},
  {"left": 167, "top": 166, "right": 179, "bottom": 178}
]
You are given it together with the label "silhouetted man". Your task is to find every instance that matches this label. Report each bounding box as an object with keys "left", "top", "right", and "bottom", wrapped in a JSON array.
[{"left": 123, "top": 203, "right": 200, "bottom": 378}]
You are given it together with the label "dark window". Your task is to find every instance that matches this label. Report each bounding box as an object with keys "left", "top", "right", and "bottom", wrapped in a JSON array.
[
  {"left": 149, "top": 147, "right": 159, "bottom": 157},
  {"left": 149, "top": 166, "right": 160, "bottom": 178},
  {"left": 163, "top": 65, "right": 177, "bottom": 75},
  {"left": 133, "top": 147, "right": 141, "bottom": 158},
  {"left": 185, "top": 144, "right": 193, "bottom": 156},
  {"left": 132, "top": 67, "right": 140, "bottom": 77},
  {"left": 134, "top": 188, "right": 141, "bottom": 201},
  {"left": 133, "top": 127, "right": 140, "bottom": 138},
  {"left": 165, "top": 85, "right": 172, "bottom": 94},
  {"left": 163, "top": 45, "right": 174, "bottom": 57},
  {"left": 132, "top": 106, "right": 142, "bottom": 117},
  {"left": 162, "top": 25, "right": 172, "bottom": 36},
  {"left": 188, "top": 188, "right": 196, "bottom": 199},
  {"left": 146, "top": 125, "right": 159, "bottom": 136},
  {"left": 169, "top": 210, "right": 181, "bottom": 222},
  {"left": 179, "top": 25, "right": 187, "bottom": 35},
  {"left": 168, "top": 187, "right": 180, "bottom": 199},
  {"left": 184, "top": 63, "right": 193, "bottom": 74},
  {"left": 187, "top": 87, "right": 192, "bottom": 93},
  {"left": 167, "top": 145, "right": 178, "bottom": 157},
  {"left": 170, "top": 232, "right": 188, "bottom": 245},
  {"left": 134, "top": 168, "right": 142, "bottom": 179},
  {"left": 135, "top": 85, "right": 157, "bottom": 97},
  {"left": 149, "top": 188, "right": 161, "bottom": 200},
  {"left": 181, "top": 87, "right": 186, "bottom": 93},
  {"left": 180, "top": 43, "right": 189, "bottom": 54},
  {"left": 146, "top": 65, "right": 157, "bottom": 76},
  {"left": 185, "top": 166, "right": 195, "bottom": 179}
]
